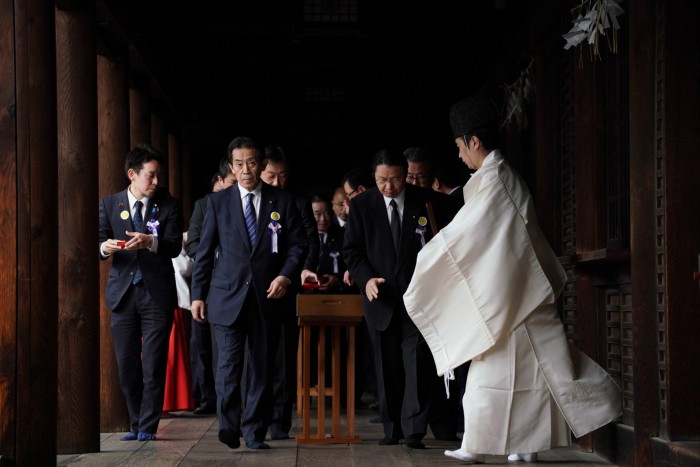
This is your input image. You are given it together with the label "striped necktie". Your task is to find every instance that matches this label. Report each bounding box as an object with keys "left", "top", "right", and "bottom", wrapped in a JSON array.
[{"left": 245, "top": 193, "right": 257, "bottom": 248}]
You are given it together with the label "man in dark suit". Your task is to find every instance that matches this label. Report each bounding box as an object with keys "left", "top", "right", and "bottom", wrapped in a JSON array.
[
  {"left": 99, "top": 144, "right": 183, "bottom": 441},
  {"left": 185, "top": 158, "right": 237, "bottom": 415},
  {"left": 343, "top": 149, "right": 458, "bottom": 449},
  {"left": 190, "top": 136, "right": 306, "bottom": 450},
  {"left": 259, "top": 145, "right": 319, "bottom": 440},
  {"left": 301, "top": 194, "right": 347, "bottom": 292}
]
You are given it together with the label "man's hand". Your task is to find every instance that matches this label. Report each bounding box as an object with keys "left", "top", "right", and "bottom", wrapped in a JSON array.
[
  {"left": 318, "top": 274, "right": 339, "bottom": 291},
  {"left": 102, "top": 239, "right": 127, "bottom": 255},
  {"left": 343, "top": 270, "right": 354, "bottom": 286},
  {"left": 365, "top": 277, "right": 386, "bottom": 301},
  {"left": 267, "top": 276, "right": 290, "bottom": 299},
  {"left": 301, "top": 269, "right": 319, "bottom": 285},
  {"left": 124, "top": 231, "right": 154, "bottom": 250},
  {"left": 191, "top": 300, "right": 206, "bottom": 323}
]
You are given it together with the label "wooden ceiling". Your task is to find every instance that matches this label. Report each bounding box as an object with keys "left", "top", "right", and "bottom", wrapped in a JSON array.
[{"left": 99, "top": 0, "right": 546, "bottom": 194}]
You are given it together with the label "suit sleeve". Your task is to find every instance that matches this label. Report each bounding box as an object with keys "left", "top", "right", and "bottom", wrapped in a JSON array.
[
  {"left": 300, "top": 197, "right": 320, "bottom": 272},
  {"left": 98, "top": 197, "right": 114, "bottom": 261},
  {"left": 186, "top": 198, "right": 205, "bottom": 259},
  {"left": 342, "top": 198, "right": 374, "bottom": 293},
  {"left": 155, "top": 197, "right": 184, "bottom": 259},
  {"left": 190, "top": 196, "right": 220, "bottom": 301},
  {"left": 278, "top": 195, "right": 308, "bottom": 283}
]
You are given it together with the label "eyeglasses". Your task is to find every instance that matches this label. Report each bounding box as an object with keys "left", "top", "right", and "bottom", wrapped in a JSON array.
[
  {"left": 406, "top": 174, "right": 431, "bottom": 182},
  {"left": 375, "top": 176, "right": 405, "bottom": 186},
  {"left": 346, "top": 188, "right": 359, "bottom": 198}
]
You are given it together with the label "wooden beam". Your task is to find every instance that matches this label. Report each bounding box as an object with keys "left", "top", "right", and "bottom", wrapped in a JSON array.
[
  {"left": 1, "top": 0, "right": 59, "bottom": 464},
  {"left": 55, "top": 5, "right": 100, "bottom": 454},
  {"left": 97, "top": 52, "right": 131, "bottom": 433}
]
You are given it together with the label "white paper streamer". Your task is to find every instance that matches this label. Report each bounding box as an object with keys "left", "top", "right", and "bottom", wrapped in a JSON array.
[
  {"left": 268, "top": 222, "right": 281, "bottom": 253},
  {"left": 562, "top": 0, "right": 624, "bottom": 58},
  {"left": 329, "top": 251, "right": 340, "bottom": 274}
]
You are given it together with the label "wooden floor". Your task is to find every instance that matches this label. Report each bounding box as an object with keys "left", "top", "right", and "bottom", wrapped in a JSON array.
[{"left": 57, "top": 408, "right": 616, "bottom": 466}]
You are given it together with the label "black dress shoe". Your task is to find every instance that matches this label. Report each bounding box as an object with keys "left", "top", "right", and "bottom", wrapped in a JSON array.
[
  {"left": 435, "top": 434, "right": 461, "bottom": 442},
  {"left": 405, "top": 439, "right": 426, "bottom": 449},
  {"left": 369, "top": 416, "right": 383, "bottom": 424},
  {"left": 378, "top": 437, "right": 399, "bottom": 445},
  {"left": 246, "top": 440, "right": 271, "bottom": 450},
  {"left": 269, "top": 428, "right": 290, "bottom": 440},
  {"left": 194, "top": 405, "right": 216, "bottom": 415},
  {"left": 218, "top": 430, "right": 240, "bottom": 449}
]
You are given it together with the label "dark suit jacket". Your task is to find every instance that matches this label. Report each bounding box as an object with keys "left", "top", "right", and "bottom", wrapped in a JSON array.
[
  {"left": 185, "top": 195, "right": 209, "bottom": 260},
  {"left": 99, "top": 188, "right": 183, "bottom": 311},
  {"left": 190, "top": 182, "right": 307, "bottom": 326},
  {"left": 305, "top": 223, "right": 346, "bottom": 277},
  {"left": 294, "top": 191, "right": 320, "bottom": 284},
  {"left": 342, "top": 184, "right": 458, "bottom": 331}
]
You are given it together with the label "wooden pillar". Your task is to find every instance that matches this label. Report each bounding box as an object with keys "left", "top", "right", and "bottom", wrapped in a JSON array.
[
  {"left": 129, "top": 77, "right": 150, "bottom": 147},
  {"left": 97, "top": 52, "right": 131, "bottom": 433},
  {"left": 55, "top": 4, "right": 100, "bottom": 454},
  {"left": 168, "top": 130, "right": 182, "bottom": 199},
  {"left": 1, "top": 0, "right": 58, "bottom": 464},
  {"left": 181, "top": 142, "right": 193, "bottom": 228},
  {"left": 628, "top": 1, "right": 659, "bottom": 465},
  {"left": 151, "top": 109, "right": 166, "bottom": 153},
  {"left": 662, "top": 0, "right": 700, "bottom": 442}
]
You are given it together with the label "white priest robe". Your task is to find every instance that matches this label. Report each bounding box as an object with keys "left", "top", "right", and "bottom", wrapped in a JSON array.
[{"left": 404, "top": 151, "right": 621, "bottom": 455}]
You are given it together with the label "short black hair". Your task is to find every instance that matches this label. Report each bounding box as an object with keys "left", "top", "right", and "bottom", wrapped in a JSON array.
[
  {"left": 433, "top": 156, "right": 463, "bottom": 190},
  {"left": 463, "top": 125, "right": 500, "bottom": 153},
  {"left": 226, "top": 136, "right": 263, "bottom": 164},
  {"left": 341, "top": 167, "right": 372, "bottom": 191},
  {"left": 210, "top": 157, "right": 233, "bottom": 189},
  {"left": 125, "top": 144, "right": 165, "bottom": 175},
  {"left": 403, "top": 147, "right": 436, "bottom": 174},
  {"left": 371, "top": 148, "right": 407, "bottom": 174},
  {"left": 263, "top": 145, "right": 288, "bottom": 166},
  {"left": 310, "top": 193, "right": 330, "bottom": 205}
]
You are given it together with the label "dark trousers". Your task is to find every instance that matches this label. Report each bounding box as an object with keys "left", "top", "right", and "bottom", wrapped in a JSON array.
[
  {"left": 111, "top": 282, "right": 173, "bottom": 434},
  {"left": 371, "top": 307, "right": 432, "bottom": 441},
  {"left": 189, "top": 318, "right": 216, "bottom": 409},
  {"left": 270, "top": 308, "right": 298, "bottom": 434},
  {"left": 214, "top": 291, "right": 280, "bottom": 443}
]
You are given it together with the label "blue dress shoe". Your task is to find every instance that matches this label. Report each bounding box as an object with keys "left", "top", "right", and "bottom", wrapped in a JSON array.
[
  {"left": 245, "top": 440, "right": 271, "bottom": 450},
  {"left": 120, "top": 432, "right": 137, "bottom": 441},
  {"left": 218, "top": 430, "right": 241, "bottom": 449},
  {"left": 137, "top": 432, "right": 156, "bottom": 441}
]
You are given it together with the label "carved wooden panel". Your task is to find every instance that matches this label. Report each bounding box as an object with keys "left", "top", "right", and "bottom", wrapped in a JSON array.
[
  {"left": 654, "top": 0, "right": 668, "bottom": 434},
  {"left": 606, "top": 285, "right": 634, "bottom": 425}
]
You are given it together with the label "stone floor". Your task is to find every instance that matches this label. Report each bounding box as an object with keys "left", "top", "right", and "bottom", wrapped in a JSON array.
[{"left": 56, "top": 406, "right": 617, "bottom": 466}]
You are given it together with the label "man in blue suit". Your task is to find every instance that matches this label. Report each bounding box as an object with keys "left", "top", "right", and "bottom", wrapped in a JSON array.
[
  {"left": 190, "top": 136, "right": 307, "bottom": 450},
  {"left": 99, "top": 144, "right": 183, "bottom": 441}
]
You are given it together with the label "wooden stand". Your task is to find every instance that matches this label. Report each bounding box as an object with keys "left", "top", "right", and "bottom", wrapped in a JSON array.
[{"left": 296, "top": 294, "right": 363, "bottom": 444}]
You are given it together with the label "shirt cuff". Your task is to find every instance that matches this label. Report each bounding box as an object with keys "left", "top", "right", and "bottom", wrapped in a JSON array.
[
  {"left": 148, "top": 235, "right": 159, "bottom": 253},
  {"left": 100, "top": 242, "right": 110, "bottom": 257}
]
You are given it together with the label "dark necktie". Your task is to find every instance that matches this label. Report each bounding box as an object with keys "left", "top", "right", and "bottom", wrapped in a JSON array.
[
  {"left": 390, "top": 199, "right": 401, "bottom": 253},
  {"left": 244, "top": 193, "right": 257, "bottom": 248},
  {"left": 132, "top": 200, "right": 143, "bottom": 284}
]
